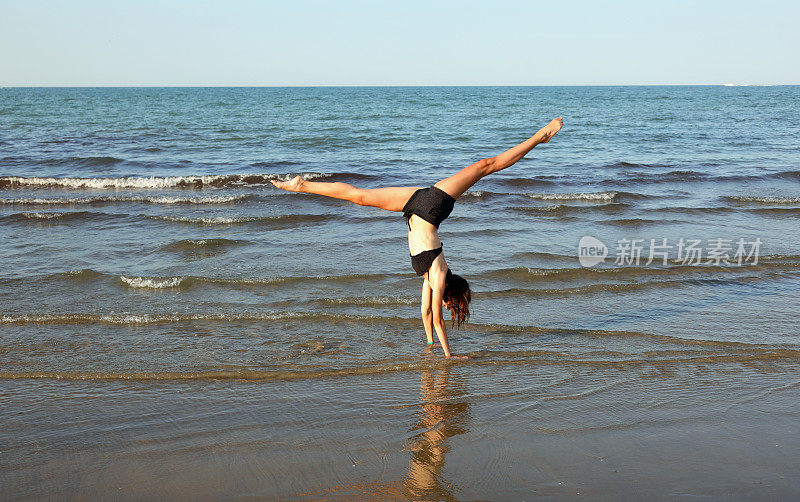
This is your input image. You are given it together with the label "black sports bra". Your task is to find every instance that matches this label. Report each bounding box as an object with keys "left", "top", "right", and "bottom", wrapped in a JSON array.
[{"left": 410, "top": 246, "right": 443, "bottom": 276}]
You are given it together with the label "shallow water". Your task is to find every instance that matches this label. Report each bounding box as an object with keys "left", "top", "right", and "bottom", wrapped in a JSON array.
[{"left": 1, "top": 86, "right": 799, "bottom": 499}]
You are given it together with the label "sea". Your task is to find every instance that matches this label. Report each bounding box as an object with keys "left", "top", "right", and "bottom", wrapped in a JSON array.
[{"left": 1, "top": 86, "right": 799, "bottom": 500}]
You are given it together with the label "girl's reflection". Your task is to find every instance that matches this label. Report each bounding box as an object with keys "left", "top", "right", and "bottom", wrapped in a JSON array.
[{"left": 403, "top": 367, "right": 471, "bottom": 501}]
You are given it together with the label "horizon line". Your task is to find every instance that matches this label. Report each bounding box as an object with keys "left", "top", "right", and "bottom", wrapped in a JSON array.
[{"left": 1, "top": 83, "right": 796, "bottom": 88}]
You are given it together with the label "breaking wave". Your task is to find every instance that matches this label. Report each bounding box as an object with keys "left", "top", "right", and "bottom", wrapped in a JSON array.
[
  {"left": 525, "top": 191, "right": 621, "bottom": 201},
  {"left": 120, "top": 276, "right": 184, "bottom": 289},
  {"left": 721, "top": 195, "right": 800, "bottom": 205},
  {"left": 160, "top": 238, "right": 248, "bottom": 252},
  {"left": 0, "top": 172, "right": 378, "bottom": 189},
  {"left": 0, "top": 194, "right": 255, "bottom": 205},
  {"left": 458, "top": 190, "right": 640, "bottom": 204},
  {"left": 0, "top": 210, "right": 122, "bottom": 223},
  {"left": 513, "top": 202, "right": 632, "bottom": 216}
]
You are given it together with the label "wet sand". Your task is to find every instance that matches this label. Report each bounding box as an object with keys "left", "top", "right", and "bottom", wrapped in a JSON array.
[{"left": 4, "top": 361, "right": 800, "bottom": 500}]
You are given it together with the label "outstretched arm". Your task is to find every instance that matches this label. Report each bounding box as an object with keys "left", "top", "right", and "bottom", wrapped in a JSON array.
[
  {"left": 421, "top": 278, "right": 435, "bottom": 345},
  {"left": 430, "top": 283, "right": 453, "bottom": 358},
  {"left": 429, "top": 269, "right": 468, "bottom": 359}
]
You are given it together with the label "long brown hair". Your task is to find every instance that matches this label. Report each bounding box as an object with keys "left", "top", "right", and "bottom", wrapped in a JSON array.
[{"left": 443, "top": 269, "right": 470, "bottom": 327}]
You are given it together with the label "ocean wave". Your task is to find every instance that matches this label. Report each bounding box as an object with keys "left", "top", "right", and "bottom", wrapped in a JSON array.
[
  {"left": 0, "top": 172, "right": 377, "bottom": 190},
  {"left": 0, "top": 194, "right": 255, "bottom": 205},
  {"left": 513, "top": 202, "right": 632, "bottom": 216},
  {"left": 249, "top": 160, "right": 303, "bottom": 168},
  {"left": 636, "top": 170, "right": 709, "bottom": 181},
  {"left": 459, "top": 190, "right": 499, "bottom": 199},
  {"left": 494, "top": 176, "right": 560, "bottom": 188},
  {"left": 525, "top": 191, "right": 621, "bottom": 201},
  {"left": 146, "top": 213, "right": 333, "bottom": 226},
  {"left": 60, "top": 155, "right": 125, "bottom": 167},
  {"left": 0, "top": 155, "right": 127, "bottom": 168},
  {"left": 720, "top": 195, "right": 800, "bottom": 205},
  {"left": 10, "top": 253, "right": 794, "bottom": 297},
  {"left": 21, "top": 211, "right": 67, "bottom": 220},
  {"left": 510, "top": 251, "right": 577, "bottom": 262},
  {"left": 768, "top": 170, "right": 800, "bottom": 181},
  {"left": 120, "top": 276, "right": 184, "bottom": 288},
  {"left": 477, "top": 276, "right": 763, "bottom": 299},
  {"left": 0, "top": 211, "right": 67, "bottom": 221},
  {"left": 14, "top": 253, "right": 794, "bottom": 293},
  {"left": 750, "top": 207, "right": 800, "bottom": 216},
  {"left": 0, "top": 210, "right": 123, "bottom": 224},
  {"left": 601, "top": 170, "right": 762, "bottom": 186},
  {"left": 600, "top": 217, "right": 686, "bottom": 227},
  {"left": 3, "top": 311, "right": 795, "bottom": 356},
  {"left": 0, "top": 311, "right": 414, "bottom": 327},
  {"left": 603, "top": 161, "right": 662, "bottom": 169},
  {"left": 160, "top": 238, "right": 248, "bottom": 252},
  {"left": 316, "top": 295, "right": 417, "bottom": 306},
  {"left": 0, "top": 365, "right": 434, "bottom": 382},
  {"left": 3, "top": 332, "right": 799, "bottom": 381},
  {"left": 646, "top": 206, "right": 800, "bottom": 217},
  {"left": 475, "top": 263, "right": 783, "bottom": 283},
  {"left": 148, "top": 213, "right": 394, "bottom": 227},
  {"left": 148, "top": 215, "right": 261, "bottom": 225},
  {"left": 593, "top": 167, "right": 800, "bottom": 186},
  {"left": 646, "top": 206, "right": 736, "bottom": 215},
  {"left": 39, "top": 270, "right": 410, "bottom": 290}
]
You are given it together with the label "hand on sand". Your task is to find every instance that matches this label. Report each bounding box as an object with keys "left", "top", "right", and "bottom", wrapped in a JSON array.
[
  {"left": 538, "top": 117, "right": 563, "bottom": 143},
  {"left": 271, "top": 175, "right": 304, "bottom": 192}
]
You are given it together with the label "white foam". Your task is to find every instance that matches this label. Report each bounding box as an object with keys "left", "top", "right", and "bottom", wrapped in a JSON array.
[
  {"left": 120, "top": 276, "right": 183, "bottom": 288},
  {"left": 22, "top": 212, "right": 66, "bottom": 219},
  {"left": 153, "top": 215, "right": 254, "bottom": 224},
  {"left": 526, "top": 191, "right": 619, "bottom": 201},
  {"left": 298, "top": 173, "right": 332, "bottom": 181},
  {"left": 325, "top": 296, "right": 416, "bottom": 305},
  {"left": 1, "top": 198, "right": 79, "bottom": 205},
  {"left": 0, "top": 172, "right": 327, "bottom": 189},
  {"left": 0, "top": 194, "right": 249, "bottom": 205},
  {"left": 142, "top": 195, "right": 247, "bottom": 204},
  {"left": 98, "top": 314, "right": 160, "bottom": 324},
  {"left": 726, "top": 196, "right": 800, "bottom": 204},
  {"left": 0, "top": 311, "right": 348, "bottom": 325},
  {"left": 0, "top": 175, "right": 222, "bottom": 189}
]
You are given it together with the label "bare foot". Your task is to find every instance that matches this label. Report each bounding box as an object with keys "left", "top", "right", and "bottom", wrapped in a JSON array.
[
  {"left": 448, "top": 354, "right": 470, "bottom": 360},
  {"left": 537, "top": 117, "right": 563, "bottom": 144},
  {"left": 270, "top": 175, "right": 304, "bottom": 192}
]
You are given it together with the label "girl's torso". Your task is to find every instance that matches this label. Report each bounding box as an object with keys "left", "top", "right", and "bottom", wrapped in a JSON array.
[{"left": 407, "top": 216, "right": 442, "bottom": 255}]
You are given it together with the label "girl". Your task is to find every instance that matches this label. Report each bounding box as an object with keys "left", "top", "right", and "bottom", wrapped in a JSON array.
[{"left": 272, "top": 117, "right": 563, "bottom": 358}]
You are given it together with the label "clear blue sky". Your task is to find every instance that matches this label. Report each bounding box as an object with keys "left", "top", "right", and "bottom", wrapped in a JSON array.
[{"left": 1, "top": 0, "right": 797, "bottom": 86}]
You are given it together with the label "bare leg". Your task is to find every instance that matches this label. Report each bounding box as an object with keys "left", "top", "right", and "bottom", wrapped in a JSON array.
[
  {"left": 434, "top": 117, "right": 563, "bottom": 199},
  {"left": 271, "top": 176, "right": 419, "bottom": 212}
]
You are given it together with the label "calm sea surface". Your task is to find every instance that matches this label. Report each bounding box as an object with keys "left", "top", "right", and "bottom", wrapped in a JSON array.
[{"left": 2, "top": 86, "right": 799, "bottom": 499}]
